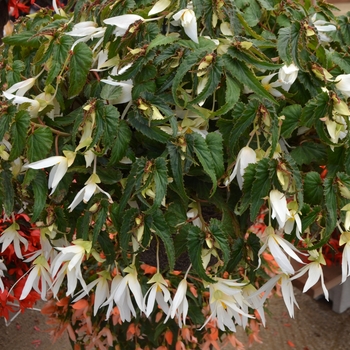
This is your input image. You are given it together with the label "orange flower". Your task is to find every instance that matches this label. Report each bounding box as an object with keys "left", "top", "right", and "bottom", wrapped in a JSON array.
[{"left": 165, "top": 329, "right": 173, "bottom": 345}]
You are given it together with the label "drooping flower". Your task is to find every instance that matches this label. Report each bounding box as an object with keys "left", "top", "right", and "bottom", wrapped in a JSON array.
[
  {"left": 51, "top": 240, "right": 92, "bottom": 296},
  {"left": 258, "top": 226, "right": 305, "bottom": 275},
  {"left": 172, "top": 8, "right": 198, "bottom": 43},
  {"left": 2, "top": 93, "right": 41, "bottom": 118},
  {"left": 269, "top": 189, "right": 292, "bottom": 228},
  {"left": 225, "top": 146, "right": 257, "bottom": 189},
  {"left": 66, "top": 21, "right": 106, "bottom": 49},
  {"left": 310, "top": 14, "right": 336, "bottom": 43},
  {"left": 335, "top": 74, "right": 350, "bottom": 99},
  {"left": 0, "top": 259, "right": 7, "bottom": 292},
  {"left": 278, "top": 63, "right": 299, "bottom": 92},
  {"left": 166, "top": 278, "right": 189, "bottom": 327},
  {"left": 201, "top": 278, "right": 252, "bottom": 332},
  {"left": 20, "top": 255, "right": 52, "bottom": 301},
  {"left": 325, "top": 115, "right": 347, "bottom": 145},
  {"left": 0, "top": 222, "right": 28, "bottom": 259},
  {"left": 68, "top": 173, "right": 113, "bottom": 212},
  {"left": 144, "top": 272, "right": 171, "bottom": 317},
  {"left": 104, "top": 14, "right": 144, "bottom": 37},
  {"left": 148, "top": 0, "right": 171, "bottom": 15},
  {"left": 72, "top": 270, "right": 111, "bottom": 316},
  {"left": 284, "top": 201, "right": 303, "bottom": 240},
  {"left": 261, "top": 73, "right": 283, "bottom": 97},
  {"left": 4, "top": 77, "right": 37, "bottom": 97},
  {"left": 24, "top": 151, "right": 76, "bottom": 195},
  {"left": 291, "top": 250, "right": 329, "bottom": 300}
]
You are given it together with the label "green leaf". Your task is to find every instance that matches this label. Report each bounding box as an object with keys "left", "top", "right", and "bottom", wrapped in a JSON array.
[
  {"left": 31, "top": 170, "right": 48, "bottom": 222},
  {"left": 301, "top": 92, "right": 330, "bottom": 128},
  {"left": 206, "top": 132, "right": 224, "bottom": 179},
  {"left": 209, "top": 219, "right": 230, "bottom": 272},
  {"left": 192, "top": 133, "right": 217, "bottom": 194},
  {"left": 290, "top": 22, "right": 302, "bottom": 69},
  {"left": 92, "top": 200, "right": 109, "bottom": 244},
  {"left": 185, "top": 224, "right": 215, "bottom": 283},
  {"left": 7, "top": 61, "right": 25, "bottom": 86},
  {"left": 0, "top": 167, "right": 14, "bottom": 216},
  {"left": 98, "top": 231, "right": 116, "bottom": 265},
  {"left": 68, "top": 42, "right": 93, "bottom": 97},
  {"left": 109, "top": 120, "right": 132, "bottom": 165},
  {"left": 277, "top": 26, "right": 292, "bottom": 64},
  {"left": 151, "top": 210, "right": 175, "bottom": 271},
  {"left": 146, "top": 34, "right": 178, "bottom": 53},
  {"left": 250, "top": 158, "right": 271, "bottom": 221},
  {"left": 102, "top": 104, "right": 120, "bottom": 149},
  {"left": 280, "top": 104, "right": 301, "bottom": 138},
  {"left": 76, "top": 210, "right": 91, "bottom": 241},
  {"left": 27, "top": 127, "right": 53, "bottom": 162},
  {"left": 3, "top": 31, "right": 41, "bottom": 47},
  {"left": 146, "top": 157, "right": 168, "bottom": 214},
  {"left": 304, "top": 172, "right": 323, "bottom": 205},
  {"left": 9, "top": 111, "right": 31, "bottom": 161},
  {"left": 324, "top": 176, "right": 337, "bottom": 237},
  {"left": 46, "top": 35, "right": 73, "bottom": 86},
  {"left": 223, "top": 55, "right": 276, "bottom": 104},
  {"left": 119, "top": 208, "right": 139, "bottom": 262},
  {"left": 226, "top": 237, "right": 244, "bottom": 271},
  {"left": 290, "top": 142, "right": 327, "bottom": 166},
  {"left": 0, "top": 106, "right": 15, "bottom": 141},
  {"left": 212, "top": 75, "right": 240, "bottom": 116},
  {"left": 167, "top": 142, "right": 188, "bottom": 202},
  {"left": 256, "top": 0, "right": 275, "bottom": 10},
  {"left": 100, "top": 84, "right": 123, "bottom": 101}
]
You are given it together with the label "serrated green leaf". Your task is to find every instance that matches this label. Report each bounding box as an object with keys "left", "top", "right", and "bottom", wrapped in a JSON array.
[
  {"left": 146, "top": 157, "right": 168, "bottom": 214},
  {"left": 0, "top": 167, "right": 14, "bottom": 216},
  {"left": 100, "top": 84, "right": 123, "bottom": 101},
  {"left": 101, "top": 105, "right": 120, "bottom": 149},
  {"left": 98, "top": 231, "right": 116, "bottom": 265},
  {"left": 226, "top": 237, "right": 244, "bottom": 271},
  {"left": 92, "top": 200, "right": 109, "bottom": 244},
  {"left": 146, "top": 34, "right": 178, "bottom": 53},
  {"left": 151, "top": 210, "right": 175, "bottom": 271},
  {"left": 167, "top": 142, "right": 188, "bottom": 202},
  {"left": 68, "top": 42, "right": 93, "bottom": 97},
  {"left": 301, "top": 92, "right": 330, "bottom": 128},
  {"left": 324, "top": 176, "right": 337, "bottom": 237},
  {"left": 192, "top": 133, "right": 217, "bottom": 194},
  {"left": 109, "top": 120, "right": 132, "bottom": 165},
  {"left": 281, "top": 104, "right": 301, "bottom": 138},
  {"left": 206, "top": 132, "right": 224, "bottom": 179},
  {"left": 76, "top": 210, "right": 91, "bottom": 241},
  {"left": 31, "top": 170, "right": 48, "bottom": 222},
  {"left": 209, "top": 219, "right": 230, "bottom": 272},
  {"left": 185, "top": 224, "right": 215, "bottom": 283},
  {"left": 212, "top": 75, "right": 240, "bottom": 116},
  {"left": 304, "top": 172, "right": 323, "bottom": 205},
  {"left": 290, "top": 22, "right": 302, "bottom": 69},
  {"left": 290, "top": 142, "right": 327, "bottom": 166},
  {"left": 27, "top": 127, "right": 53, "bottom": 162},
  {"left": 277, "top": 26, "right": 292, "bottom": 64},
  {"left": 9, "top": 111, "right": 31, "bottom": 161},
  {"left": 3, "top": 31, "right": 41, "bottom": 47},
  {"left": 120, "top": 207, "right": 139, "bottom": 262},
  {"left": 223, "top": 55, "right": 276, "bottom": 104},
  {"left": 0, "top": 106, "right": 15, "bottom": 141},
  {"left": 250, "top": 158, "right": 271, "bottom": 221},
  {"left": 6, "top": 61, "right": 25, "bottom": 86}
]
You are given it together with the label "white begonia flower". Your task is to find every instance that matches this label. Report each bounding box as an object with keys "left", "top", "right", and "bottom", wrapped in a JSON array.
[
  {"left": 165, "top": 277, "right": 189, "bottom": 327},
  {"left": 172, "top": 8, "right": 198, "bottom": 44},
  {"left": 51, "top": 239, "right": 92, "bottom": 296},
  {"left": 270, "top": 189, "right": 292, "bottom": 228},
  {"left": 339, "top": 231, "right": 350, "bottom": 283},
  {"left": 24, "top": 150, "right": 76, "bottom": 195},
  {"left": 101, "top": 64, "right": 133, "bottom": 104},
  {"left": 284, "top": 209, "right": 303, "bottom": 240},
  {"left": 0, "top": 259, "right": 7, "bottom": 292},
  {"left": 20, "top": 255, "right": 52, "bottom": 301},
  {"left": 144, "top": 272, "right": 171, "bottom": 317},
  {"left": 149, "top": 0, "right": 171, "bottom": 15},
  {"left": 278, "top": 63, "right": 299, "bottom": 92},
  {"left": 241, "top": 283, "right": 266, "bottom": 328},
  {"left": 258, "top": 226, "right": 305, "bottom": 275},
  {"left": 261, "top": 73, "right": 283, "bottom": 97},
  {"left": 335, "top": 74, "right": 350, "bottom": 99},
  {"left": 66, "top": 21, "right": 106, "bottom": 50},
  {"left": 0, "top": 222, "right": 28, "bottom": 259},
  {"left": 104, "top": 14, "right": 144, "bottom": 36},
  {"left": 225, "top": 146, "right": 257, "bottom": 189},
  {"left": 68, "top": 173, "right": 112, "bottom": 212},
  {"left": 4, "top": 77, "right": 36, "bottom": 97},
  {"left": 35, "top": 90, "right": 61, "bottom": 120},
  {"left": 72, "top": 271, "right": 111, "bottom": 316},
  {"left": 291, "top": 250, "right": 329, "bottom": 300},
  {"left": 110, "top": 265, "right": 145, "bottom": 316},
  {"left": 201, "top": 278, "right": 252, "bottom": 332},
  {"left": 3, "top": 92, "right": 41, "bottom": 118},
  {"left": 310, "top": 14, "right": 336, "bottom": 43},
  {"left": 325, "top": 115, "right": 347, "bottom": 145}
]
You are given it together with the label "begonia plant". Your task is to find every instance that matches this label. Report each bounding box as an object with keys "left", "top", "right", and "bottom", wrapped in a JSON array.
[{"left": 1, "top": 0, "right": 350, "bottom": 348}]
